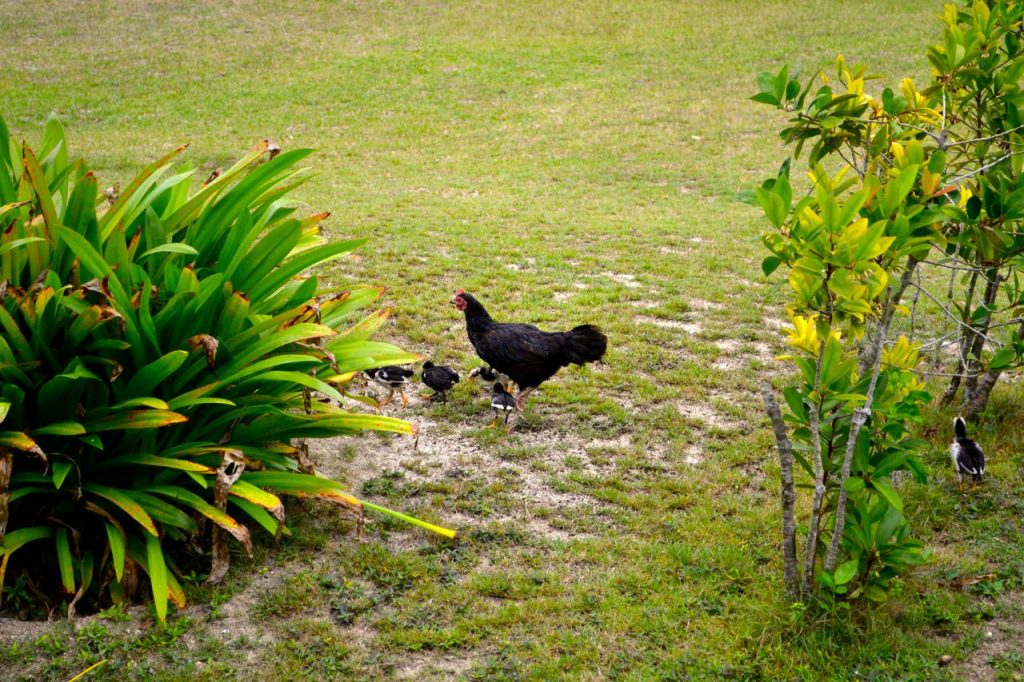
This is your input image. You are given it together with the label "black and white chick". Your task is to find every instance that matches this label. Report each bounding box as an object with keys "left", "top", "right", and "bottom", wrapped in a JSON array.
[
  {"left": 365, "top": 366, "right": 415, "bottom": 406},
  {"left": 489, "top": 382, "right": 517, "bottom": 429},
  {"left": 950, "top": 416, "right": 985, "bottom": 493},
  {"left": 469, "top": 365, "right": 512, "bottom": 388},
  {"left": 421, "top": 361, "right": 460, "bottom": 402}
]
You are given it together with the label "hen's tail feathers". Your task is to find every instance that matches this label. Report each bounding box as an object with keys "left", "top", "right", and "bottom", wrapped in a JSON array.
[
  {"left": 567, "top": 324, "right": 608, "bottom": 365},
  {"left": 954, "top": 416, "right": 968, "bottom": 440}
]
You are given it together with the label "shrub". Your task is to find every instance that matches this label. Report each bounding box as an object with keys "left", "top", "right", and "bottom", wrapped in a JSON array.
[
  {"left": 753, "top": 0, "right": 1024, "bottom": 600},
  {"left": 0, "top": 115, "right": 449, "bottom": 621},
  {"left": 752, "top": 61, "right": 939, "bottom": 598}
]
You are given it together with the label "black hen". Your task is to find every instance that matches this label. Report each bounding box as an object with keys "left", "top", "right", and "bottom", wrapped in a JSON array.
[
  {"left": 452, "top": 290, "right": 607, "bottom": 422},
  {"left": 950, "top": 416, "right": 985, "bottom": 493},
  {"left": 421, "top": 361, "right": 460, "bottom": 401}
]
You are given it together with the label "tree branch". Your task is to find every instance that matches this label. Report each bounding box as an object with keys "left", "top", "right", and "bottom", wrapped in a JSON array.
[
  {"left": 761, "top": 382, "right": 800, "bottom": 598},
  {"left": 803, "top": 336, "right": 828, "bottom": 594}
]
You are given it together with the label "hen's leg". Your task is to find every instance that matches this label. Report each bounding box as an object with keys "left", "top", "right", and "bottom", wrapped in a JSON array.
[
  {"left": 505, "top": 387, "right": 534, "bottom": 431},
  {"left": 514, "top": 387, "right": 535, "bottom": 412}
]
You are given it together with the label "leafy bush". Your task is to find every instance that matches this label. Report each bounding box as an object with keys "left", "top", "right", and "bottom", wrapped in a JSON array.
[
  {"left": 754, "top": 0, "right": 1024, "bottom": 600},
  {"left": 0, "top": 115, "right": 448, "bottom": 620},
  {"left": 753, "top": 60, "right": 942, "bottom": 598}
]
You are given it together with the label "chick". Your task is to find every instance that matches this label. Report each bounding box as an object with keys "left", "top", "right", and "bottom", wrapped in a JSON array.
[
  {"left": 489, "top": 382, "right": 517, "bottom": 429},
  {"left": 950, "top": 416, "right": 985, "bottom": 493},
  {"left": 365, "top": 366, "right": 415, "bottom": 406},
  {"left": 421, "top": 361, "right": 460, "bottom": 402}
]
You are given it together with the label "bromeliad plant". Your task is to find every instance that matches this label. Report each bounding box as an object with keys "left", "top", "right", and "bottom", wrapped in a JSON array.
[{"left": 0, "top": 115, "right": 451, "bottom": 621}]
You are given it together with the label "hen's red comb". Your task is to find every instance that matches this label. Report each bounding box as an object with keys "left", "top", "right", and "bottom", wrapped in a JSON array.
[{"left": 456, "top": 288, "right": 465, "bottom": 295}]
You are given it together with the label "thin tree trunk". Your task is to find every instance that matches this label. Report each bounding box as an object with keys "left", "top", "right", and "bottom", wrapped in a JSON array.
[
  {"left": 960, "top": 268, "right": 1001, "bottom": 412},
  {"left": 803, "top": 339, "right": 828, "bottom": 595},
  {"left": 761, "top": 382, "right": 799, "bottom": 598},
  {"left": 964, "top": 368, "right": 1001, "bottom": 418},
  {"left": 963, "top": 269, "right": 1000, "bottom": 389},
  {"left": 942, "top": 267, "right": 979, "bottom": 405}
]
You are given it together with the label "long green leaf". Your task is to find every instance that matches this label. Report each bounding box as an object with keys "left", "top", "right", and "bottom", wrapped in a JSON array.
[
  {"left": 138, "top": 243, "right": 199, "bottom": 259},
  {"left": 122, "top": 351, "right": 188, "bottom": 399},
  {"left": 54, "top": 225, "right": 114, "bottom": 281},
  {"left": 33, "top": 422, "right": 86, "bottom": 437},
  {"left": 360, "top": 500, "right": 457, "bottom": 539},
  {"left": 230, "top": 497, "right": 290, "bottom": 537},
  {"left": 0, "top": 526, "right": 54, "bottom": 553},
  {"left": 0, "top": 236, "right": 44, "bottom": 257},
  {"left": 144, "top": 533, "right": 169, "bottom": 622},
  {"left": 105, "top": 454, "right": 215, "bottom": 474},
  {"left": 83, "top": 484, "right": 159, "bottom": 536},
  {"left": 146, "top": 485, "right": 250, "bottom": 543},
  {"left": 248, "top": 238, "right": 366, "bottom": 302},
  {"left": 99, "top": 143, "right": 188, "bottom": 237},
  {"left": 55, "top": 528, "right": 75, "bottom": 594},
  {"left": 0, "top": 527, "right": 54, "bottom": 602},
  {"left": 104, "top": 523, "right": 126, "bottom": 582},
  {"left": 245, "top": 370, "right": 344, "bottom": 402},
  {"left": 86, "top": 409, "right": 187, "bottom": 432},
  {"left": 240, "top": 472, "right": 361, "bottom": 507}
]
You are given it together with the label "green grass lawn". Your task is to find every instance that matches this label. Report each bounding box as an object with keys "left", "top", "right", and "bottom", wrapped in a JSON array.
[{"left": 2, "top": 1, "right": 1023, "bottom": 680}]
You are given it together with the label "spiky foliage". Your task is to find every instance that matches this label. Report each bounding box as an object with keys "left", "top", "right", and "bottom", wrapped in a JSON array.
[{"left": 0, "top": 116, "right": 448, "bottom": 621}]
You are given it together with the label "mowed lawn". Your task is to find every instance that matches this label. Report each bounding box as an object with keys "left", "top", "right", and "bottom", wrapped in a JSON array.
[{"left": 2, "top": 2, "right": 1023, "bottom": 680}]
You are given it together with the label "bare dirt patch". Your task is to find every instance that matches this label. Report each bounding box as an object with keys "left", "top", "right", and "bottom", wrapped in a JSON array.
[
  {"left": 395, "top": 652, "right": 475, "bottom": 680},
  {"left": 712, "top": 356, "right": 747, "bottom": 371},
  {"left": 712, "top": 339, "right": 777, "bottom": 371},
  {"left": 674, "top": 401, "right": 741, "bottom": 431},
  {"left": 688, "top": 299, "right": 725, "bottom": 312},
  {"left": 308, "top": 416, "right": 608, "bottom": 541},
  {"left": 955, "top": 592, "right": 1024, "bottom": 681},
  {"left": 635, "top": 315, "right": 702, "bottom": 334},
  {"left": 599, "top": 271, "right": 644, "bottom": 289},
  {"left": 682, "top": 445, "right": 704, "bottom": 466}
]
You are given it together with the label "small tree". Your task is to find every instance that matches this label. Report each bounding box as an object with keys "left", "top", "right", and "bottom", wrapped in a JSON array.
[
  {"left": 754, "top": 0, "right": 1024, "bottom": 599},
  {"left": 923, "top": 1, "right": 1024, "bottom": 416},
  {"left": 753, "top": 62, "right": 941, "bottom": 599}
]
